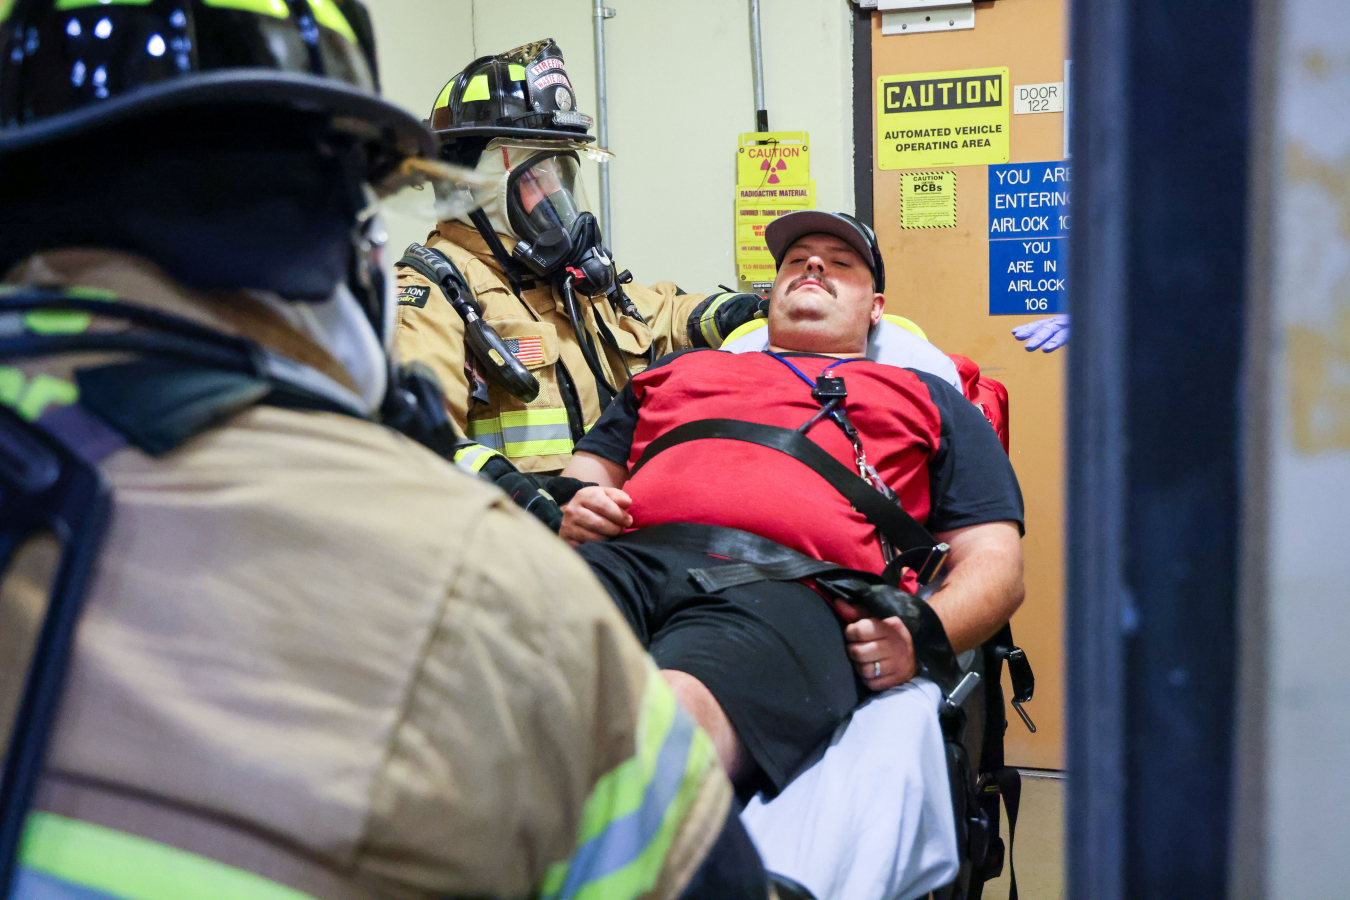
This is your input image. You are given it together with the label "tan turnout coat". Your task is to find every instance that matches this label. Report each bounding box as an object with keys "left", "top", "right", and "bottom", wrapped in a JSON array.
[
  {"left": 394, "top": 222, "right": 707, "bottom": 474},
  {"left": 0, "top": 250, "right": 731, "bottom": 900}
]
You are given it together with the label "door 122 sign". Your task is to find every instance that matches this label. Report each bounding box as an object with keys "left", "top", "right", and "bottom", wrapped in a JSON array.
[{"left": 876, "top": 67, "right": 1010, "bottom": 169}]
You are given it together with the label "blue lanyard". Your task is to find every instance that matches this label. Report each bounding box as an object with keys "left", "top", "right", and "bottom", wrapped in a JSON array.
[
  {"left": 765, "top": 352, "right": 865, "bottom": 391},
  {"left": 765, "top": 351, "right": 865, "bottom": 444}
]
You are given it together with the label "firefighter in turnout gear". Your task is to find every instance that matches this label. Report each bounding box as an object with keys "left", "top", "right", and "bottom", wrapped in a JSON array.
[
  {"left": 395, "top": 39, "right": 766, "bottom": 480},
  {"left": 0, "top": 3, "right": 777, "bottom": 899}
]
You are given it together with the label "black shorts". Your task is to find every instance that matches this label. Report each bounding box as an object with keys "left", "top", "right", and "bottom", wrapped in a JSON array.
[{"left": 577, "top": 534, "right": 863, "bottom": 794}]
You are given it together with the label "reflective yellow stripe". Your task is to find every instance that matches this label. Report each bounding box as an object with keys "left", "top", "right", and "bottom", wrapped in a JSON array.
[
  {"left": 453, "top": 442, "right": 501, "bottom": 474},
  {"left": 25, "top": 310, "right": 91, "bottom": 335},
  {"left": 499, "top": 408, "right": 572, "bottom": 458},
  {"left": 508, "top": 64, "right": 527, "bottom": 81},
  {"left": 462, "top": 74, "right": 490, "bottom": 103},
  {"left": 467, "top": 417, "right": 504, "bottom": 451},
  {"left": 21, "top": 286, "right": 113, "bottom": 335},
  {"left": 539, "top": 671, "right": 718, "bottom": 900},
  {"left": 55, "top": 0, "right": 153, "bottom": 8},
  {"left": 200, "top": 0, "right": 289, "bottom": 17},
  {"left": 66, "top": 286, "right": 119, "bottom": 301},
  {"left": 698, "top": 293, "right": 734, "bottom": 348},
  {"left": 0, "top": 367, "right": 26, "bottom": 408},
  {"left": 0, "top": 368, "right": 78, "bottom": 421},
  {"left": 305, "top": 0, "right": 357, "bottom": 44},
  {"left": 19, "top": 813, "right": 318, "bottom": 900},
  {"left": 0, "top": 0, "right": 15, "bottom": 22},
  {"left": 434, "top": 79, "right": 455, "bottom": 111},
  {"left": 470, "top": 410, "right": 573, "bottom": 458}
]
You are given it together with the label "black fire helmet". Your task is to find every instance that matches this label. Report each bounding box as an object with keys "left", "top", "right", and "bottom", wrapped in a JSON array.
[{"left": 429, "top": 38, "right": 594, "bottom": 154}]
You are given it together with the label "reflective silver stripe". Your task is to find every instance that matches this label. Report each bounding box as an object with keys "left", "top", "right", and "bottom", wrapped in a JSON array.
[
  {"left": 453, "top": 443, "right": 500, "bottom": 474},
  {"left": 467, "top": 420, "right": 505, "bottom": 450}
]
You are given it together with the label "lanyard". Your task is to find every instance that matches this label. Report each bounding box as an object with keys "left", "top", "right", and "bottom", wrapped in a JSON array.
[{"left": 765, "top": 352, "right": 895, "bottom": 500}]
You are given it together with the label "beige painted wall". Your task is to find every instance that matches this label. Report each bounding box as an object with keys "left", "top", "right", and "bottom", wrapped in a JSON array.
[
  {"left": 368, "top": 0, "right": 855, "bottom": 294},
  {"left": 870, "top": 1, "right": 1068, "bottom": 770}
]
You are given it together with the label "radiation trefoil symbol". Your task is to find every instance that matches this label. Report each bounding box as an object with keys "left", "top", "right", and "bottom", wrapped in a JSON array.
[{"left": 761, "top": 158, "right": 788, "bottom": 184}]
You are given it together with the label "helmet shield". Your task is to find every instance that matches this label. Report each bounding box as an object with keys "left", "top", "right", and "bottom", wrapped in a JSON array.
[
  {"left": 506, "top": 151, "right": 590, "bottom": 246},
  {"left": 374, "top": 156, "right": 494, "bottom": 225}
]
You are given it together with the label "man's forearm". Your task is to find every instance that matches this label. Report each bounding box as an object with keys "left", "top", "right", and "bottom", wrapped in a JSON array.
[
  {"left": 927, "top": 521, "right": 1025, "bottom": 654},
  {"left": 561, "top": 451, "right": 629, "bottom": 489}
]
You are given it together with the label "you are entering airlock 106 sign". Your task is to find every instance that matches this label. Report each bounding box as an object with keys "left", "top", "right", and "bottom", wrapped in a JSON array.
[
  {"left": 877, "top": 67, "right": 1010, "bottom": 169},
  {"left": 988, "top": 161, "right": 1070, "bottom": 315}
]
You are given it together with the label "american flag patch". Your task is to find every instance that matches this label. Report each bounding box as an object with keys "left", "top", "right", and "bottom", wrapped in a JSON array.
[{"left": 505, "top": 336, "right": 545, "bottom": 367}]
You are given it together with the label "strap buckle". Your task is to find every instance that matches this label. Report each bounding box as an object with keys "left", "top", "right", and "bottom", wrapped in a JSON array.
[{"left": 915, "top": 541, "right": 950, "bottom": 584}]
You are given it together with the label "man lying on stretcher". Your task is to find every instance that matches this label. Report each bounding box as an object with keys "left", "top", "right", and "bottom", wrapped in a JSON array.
[{"left": 559, "top": 210, "right": 1025, "bottom": 800}]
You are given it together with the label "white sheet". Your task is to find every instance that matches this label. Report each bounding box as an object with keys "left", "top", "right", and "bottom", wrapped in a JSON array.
[{"left": 740, "top": 679, "right": 958, "bottom": 900}]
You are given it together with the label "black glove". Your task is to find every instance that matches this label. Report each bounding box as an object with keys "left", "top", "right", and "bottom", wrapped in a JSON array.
[
  {"left": 687, "top": 292, "right": 769, "bottom": 348},
  {"left": 477, "top": 455, "right": 564, "bottom": 532}
]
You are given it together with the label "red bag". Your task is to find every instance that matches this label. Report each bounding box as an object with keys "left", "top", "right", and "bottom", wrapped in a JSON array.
[{"left": 949, "top": 355, "right": 1010, "bottom": 455}]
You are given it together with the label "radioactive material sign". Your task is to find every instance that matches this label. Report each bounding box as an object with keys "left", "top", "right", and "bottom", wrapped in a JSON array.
[
  {"left": 737, "top": 131, "right": 810, "bottom": 187},
  {"left": 735, "top": 179, "right": 815, "bottom": 284},
  {"left": 900, "top": 171, "right": 956, "bottom": 228},
  {"left": 736, "top": 131, "right": 814, "bottom": 286},
  {"left": 735, "top": 185, "right": 814, "bottom": 208},
  {"left": 877, "top": 67, "right": 1010, "bottom": 170}
]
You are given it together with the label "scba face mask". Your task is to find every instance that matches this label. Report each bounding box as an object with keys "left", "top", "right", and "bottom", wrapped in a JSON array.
[
  {"left": 503, "top": 152, "right": 614, "bottom": 293},
  {"left": 459, "top": 140, "right": 615, "bottom": 287}
]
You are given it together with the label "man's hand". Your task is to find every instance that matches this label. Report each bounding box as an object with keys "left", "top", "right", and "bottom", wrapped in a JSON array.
[
  {"left": 560, "top": 485, "right": 634, "bottom": 547},
  {"left": 831, "top": 599, "right": 917, "bottom": 691}
]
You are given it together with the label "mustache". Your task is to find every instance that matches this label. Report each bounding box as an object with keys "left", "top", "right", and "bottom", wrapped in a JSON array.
[{"left": 786, "top": 273, "right": 838, "bottom": 297}]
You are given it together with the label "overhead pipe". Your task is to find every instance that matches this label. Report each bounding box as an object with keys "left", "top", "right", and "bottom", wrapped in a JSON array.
[
  {"left": 592, "top": 0, "right": 615, "bottom": 241},
  {"left": 750, "top": 0, "right": 768, "bottom": 132}
]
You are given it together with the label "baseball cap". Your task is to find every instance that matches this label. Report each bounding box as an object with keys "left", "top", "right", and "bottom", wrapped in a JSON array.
[{"left": 763, "top": 210, "right": 886, "bottom": 292}]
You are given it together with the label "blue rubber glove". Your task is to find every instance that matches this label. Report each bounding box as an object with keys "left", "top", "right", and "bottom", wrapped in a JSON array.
[{"left": 1012, "top": 314, "right": 1069, "bottom": 352}]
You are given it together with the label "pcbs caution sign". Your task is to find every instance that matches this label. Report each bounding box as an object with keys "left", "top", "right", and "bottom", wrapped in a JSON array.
[
  {"left": 877, "top": 67, "right": 1010, "bottom": 169},
  {"left": 900, "top": 171, "right": 956, "bottom": 228}
]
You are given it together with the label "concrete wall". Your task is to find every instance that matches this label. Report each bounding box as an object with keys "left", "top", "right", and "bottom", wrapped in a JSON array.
[
  {"left": 1234, "top": 0, "right": 1350, "bottom": 893},
  {"left": 367, "top": 0, "right": 855, "bottom": 293}
]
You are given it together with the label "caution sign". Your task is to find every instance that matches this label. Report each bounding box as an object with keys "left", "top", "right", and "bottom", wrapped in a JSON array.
[
  {"left": 900, "top": 171, "right": 956, "bottom": 228},
  {"left": 877, "top": 67, "right": 1009, "bottom": 170},
  {"left": 737, "top": 131, "right": 810, "bottom": 187},
  {"left": 735, "top": 181, "right": 815, "bottom": 284},
  {"left": 736, "top": 131, "right": 813, "bottom": 287}
]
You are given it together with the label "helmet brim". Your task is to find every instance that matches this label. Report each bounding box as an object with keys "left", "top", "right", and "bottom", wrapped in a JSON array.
[
  {"left": 433, "top": 124, "right": 595, "bottom": 144},
  {"left": 0, "top": 69, "right": 436, "bottom": 169}
]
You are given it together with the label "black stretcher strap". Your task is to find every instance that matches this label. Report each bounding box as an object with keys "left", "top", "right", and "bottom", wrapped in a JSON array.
[
  {"left": 620, "top": 523, "right": 964, "bottom": 695},
  {"left": 989, "top": 767, "right": 1022, "bottom": 900},
  {"left": 629, "top": 418, "right": 948, "bottom": 584}
]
